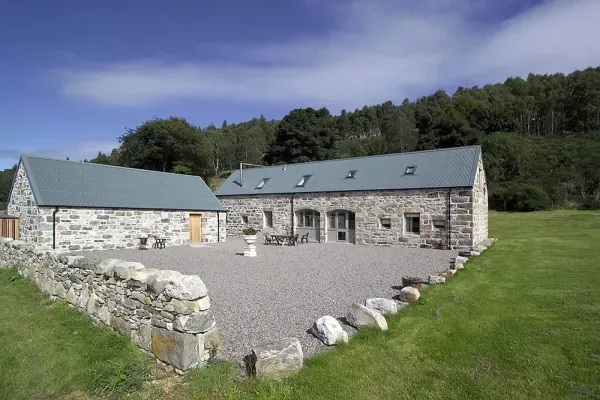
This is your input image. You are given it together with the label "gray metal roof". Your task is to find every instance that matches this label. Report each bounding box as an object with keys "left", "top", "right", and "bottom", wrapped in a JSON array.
[
  {"left": 215, "top": 146, "right": 481, "bottom": 196},
  {"left": 0, "top": 214, "right": 18, "bottom": 219},
  {"left": 18, "top": 155, "right": 225, "bottom": 211}
]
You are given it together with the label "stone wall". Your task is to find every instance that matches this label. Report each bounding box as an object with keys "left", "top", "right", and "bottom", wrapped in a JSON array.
[
  {"left": 0, "top": 237, "right": 221, "bottom": 372},
  {"left": 8, "top": 162, "right": 226, "bottom": 251},
  {"left": 219, "top": 186, "right": 487, "bottom": 249}
]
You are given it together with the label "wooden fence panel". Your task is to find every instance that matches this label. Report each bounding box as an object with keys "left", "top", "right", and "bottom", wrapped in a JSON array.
[{"left": 1, "top": 218, "right": 19, "bottom": 240}]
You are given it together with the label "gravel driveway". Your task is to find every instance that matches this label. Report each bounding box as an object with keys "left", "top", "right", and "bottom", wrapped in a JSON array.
[{"left": 78, "top": 239, "right": 456, "bottom": 360}]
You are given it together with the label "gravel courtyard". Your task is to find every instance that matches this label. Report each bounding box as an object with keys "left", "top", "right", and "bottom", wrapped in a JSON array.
[{"left": 79, "top": 239, "right": 457, "bottom": 360}]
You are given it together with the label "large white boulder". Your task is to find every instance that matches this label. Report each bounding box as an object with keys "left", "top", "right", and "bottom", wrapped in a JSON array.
[
  {"left": 147, "top": 270, "right": 208, "bottom": 300},
  {"left": 114, "top": 261, "right": 145, "bottom": 280},
  {"left": 365, "top": 298, "right": 402, "bottom": 314},
  {"left": 310, "top": 316, "right": 348, "bottom": 346},
  {"left": 347, "top": 303, "right": 388, "bottom": 330},
  {"left": 248, "top": 338, "right": 303, "bottom": 380}
]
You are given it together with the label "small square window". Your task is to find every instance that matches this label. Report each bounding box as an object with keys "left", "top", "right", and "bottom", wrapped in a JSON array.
[
  {"left": 345, "top": 170, "right": 357, "bottom": 179},
  {"left": 404, "top": 166, "right": 417, "bottom": 175},
  {"left": 242, "top": 215, "right": 249, "bottom": 224},
  {"left": 296, "top": 174, "right": 312, "bottom": 187},
  {"left": 256, "top": 178, "right": 270, "bottom": 189},
  {"left": 380, "top": 217, "right": 391, "bottom": 229},
  {"left": 433, "top": 220, "right": 446, "bottom": 229},
  {"left": 263, "top": 211, "right": 273, "bottom": 228},
  {"left": 337, "top": 231, "right": 346, "bottom": 241},
  {"left": 405, "top": 213, "right": 420, "bottom": 234}
]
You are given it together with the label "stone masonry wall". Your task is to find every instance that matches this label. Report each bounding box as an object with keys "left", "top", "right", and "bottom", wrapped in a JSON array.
[
  {"left": 220, "top": 187, "right": 484, "bottom": 249},
  {"left": 7, "top": 162, "right": 42, "bottom": 241},
  {"left": 472, "top": 155, "right": 489, "bottom": 245},
  {"left": 0, "top": 237, "right": 221, "bottom": 372},
  {"left": 8, "top": 162, "right": 226, "bottom": 251}
]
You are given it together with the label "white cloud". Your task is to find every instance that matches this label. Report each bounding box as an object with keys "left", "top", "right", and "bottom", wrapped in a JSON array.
[
  {"left": 0, "top": 140, "right": 118, "bottom": 169},
  {"left": 57, "top": 0, "right": 600, "bottom": 111}
]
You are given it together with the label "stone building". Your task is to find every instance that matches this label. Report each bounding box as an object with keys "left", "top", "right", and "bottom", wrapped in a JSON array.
[
  {"left": 8, "top": 155, "right": 226, "bottom": 251},
  {"left": 215, "top": 146, "right": 487, "bottom": 249}
]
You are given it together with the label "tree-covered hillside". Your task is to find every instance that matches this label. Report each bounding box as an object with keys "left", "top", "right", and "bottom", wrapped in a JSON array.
[{"left": 1, "top": 67, "right": 599, "bottom": 210}]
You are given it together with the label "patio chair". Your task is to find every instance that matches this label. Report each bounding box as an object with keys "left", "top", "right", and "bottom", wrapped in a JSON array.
[
  {"left": 290, "top": 234, "right": 299, "bottom": 246},
  {"left": 264, "top": 233, "right": 273, "bottom": 245},
  {"left": 300, "top": 232, "right": 309, "bottom": 244}
]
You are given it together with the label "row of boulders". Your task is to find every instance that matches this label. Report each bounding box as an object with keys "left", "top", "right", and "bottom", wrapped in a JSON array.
[{"left": 246, "top": 238, "right": 497, "bottom": 380}]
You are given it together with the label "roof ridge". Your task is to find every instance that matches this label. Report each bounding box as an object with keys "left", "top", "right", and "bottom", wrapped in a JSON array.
[
  {"left": 20, "top": 154, "right": 204, "bottom": 179},
  {"left": 231, "top": 145, "right": 482, "bottom": 172}
]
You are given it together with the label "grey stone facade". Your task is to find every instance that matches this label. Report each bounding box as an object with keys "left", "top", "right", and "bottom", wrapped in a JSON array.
[
  {"left": 8, "top": 162, "right": 226, "bottom": 251},
  {"left": 0, "top": 238, "right": 221, "bottom": 372},
  {"left": 219, "top": 158, "right": 488, "bottom": 249}
]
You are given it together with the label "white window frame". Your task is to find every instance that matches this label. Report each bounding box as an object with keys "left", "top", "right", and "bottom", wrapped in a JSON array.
[
  {"left": 263, "top": 210, "right": 273, "bottom": 228},
  {"left": 404, "top": 213, "right": 420, "bottom": 234},
  {"left": 379, "top": 217, "right": 391, "bottom": 229}
]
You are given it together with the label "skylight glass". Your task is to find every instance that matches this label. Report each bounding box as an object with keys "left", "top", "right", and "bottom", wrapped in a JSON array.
[
  {"left": 296, "top": 174, "right": 312, "bottom": 187},
  {"left": 256, "top": 178, "right": 270, "bottom": 189},
  {"left": 404, "top": 166, "right": 417, "bottom": 175},
  {"left": 233, "top": 180, "right": 244, "bottom": 187},
  {"left": 346, "top": 170, "right": 357, "bottom": 179}
]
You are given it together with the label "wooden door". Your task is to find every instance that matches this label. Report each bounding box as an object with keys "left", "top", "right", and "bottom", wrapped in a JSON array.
[{"left": 189, "top": 214, "right": 202, "bottom": 243}]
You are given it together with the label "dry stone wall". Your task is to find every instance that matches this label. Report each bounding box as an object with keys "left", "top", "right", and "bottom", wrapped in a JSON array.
[
  {"left": 219, "top": 184, "right": 487, "bottom": 249},
  {"left": 8, "top": 162, "right": 226, "bottom": 251},
  {"left": 472, "top": 155, "right": 489, "bottom": 245},
  {"left": 0, "top": 237, "right": 221, "bottom": 372}
]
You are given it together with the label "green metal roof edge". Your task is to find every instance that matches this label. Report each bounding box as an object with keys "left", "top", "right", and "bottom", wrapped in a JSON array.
[
  {"left": 468, "top": 146, "right": 482, "bottom": 187},
  {"left": 18, "top": 154, "right": 226, "bottom": 211},
  {"left": 18, "top": 156, "right": 45, "bottom": 206}
]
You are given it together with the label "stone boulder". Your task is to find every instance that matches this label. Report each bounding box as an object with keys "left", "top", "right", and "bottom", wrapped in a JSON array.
[
  {"left": 471, "top": 250, "right": 481, "bottom": 256},
  {"left": 441, "top": 269, "right": 458, "bottom": 278},
  {"left": 95, "top": 259, "right": 122, "bottom": 276},
  {"left": 346, "top": 303, "right": 388, "bottom": 330},
  {"left": 114, "top": 261, "right": 145, "bottom": 280},
  {"left": 147, "top": 270, "right": 208, "bottom": 300},
  {"left": 365, "top": 298, "right": 401, "bottom": 314},
  {"left": 455, "top": 256, "right": 469, "bottom": 265},
  {"left": 428, "top": 275, "right": 446, "bottom": 284},
  {"left": 310, "top": 316, "right": 348, "bottom": 346},
  {"left": 399, "top": 286, "right": 420, "bottom": 303},
  {"left": 247, "top": 338, "right": 303, "bottom": 380},
  {"left": 173, "top": 311, "right": 215, "bottom": 334},
  {"left": 151, "top": 327, "right": 200, "bottom": 371}
]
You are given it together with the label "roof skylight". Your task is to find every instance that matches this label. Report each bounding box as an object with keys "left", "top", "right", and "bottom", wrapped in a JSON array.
[
  {"left": 345, "top": 170, "right": 357, "bottom": 179},
  {"left": 296, "top": 174, "right": 312, "bottom": 187},
  {"left": 404, "top": 166, "right": 417, "bottom": 175},
  {"left": 256, "top": 178, "right": 270, "bottom": 189},
  {"left": 233, "top": 180, "right": 244, "bottom": 187}
]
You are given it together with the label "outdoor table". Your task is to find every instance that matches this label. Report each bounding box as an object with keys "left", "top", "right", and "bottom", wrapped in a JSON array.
[{"left": 271, "top": 234, "right": 295, "bottom": 246}]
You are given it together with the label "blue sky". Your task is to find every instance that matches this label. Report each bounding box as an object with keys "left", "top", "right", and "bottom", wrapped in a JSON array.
[{"left": 1, "top": 0, "right": 599, "bottom": 169}]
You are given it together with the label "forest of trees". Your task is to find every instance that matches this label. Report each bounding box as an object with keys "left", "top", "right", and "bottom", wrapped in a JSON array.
[{"left": 1, "top": 67, "right": 599, "bottom": 210}]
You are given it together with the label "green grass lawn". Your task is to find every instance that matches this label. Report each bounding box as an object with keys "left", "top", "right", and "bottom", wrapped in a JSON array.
[
  {"left": 1, "top": 210, "right": 599, "bottom": 399},
  {"left": 0, "top": 270, "right": 155, "bottom": 400},
  {"left": 184, "top": 210, "right": 600, "bottom": 400}
]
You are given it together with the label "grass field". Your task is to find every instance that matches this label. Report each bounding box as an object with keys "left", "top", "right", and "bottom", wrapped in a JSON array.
[{"left": 1, "top": 210, "right": 599, "bottom": 399}]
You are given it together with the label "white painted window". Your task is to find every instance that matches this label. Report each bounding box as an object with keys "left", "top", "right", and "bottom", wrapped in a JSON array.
[
  {"left": 263, "top": 211, "right": 273, "bottom": 228},
  {"left": 380, "top": 217, "right": 391, "bottom": 229},
  {"left": 405, "top": 213, "right": 420, "bottom": 234}
]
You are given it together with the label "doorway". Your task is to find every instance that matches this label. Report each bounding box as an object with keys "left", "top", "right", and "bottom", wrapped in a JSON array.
[
  {"left": 189, "top": 214, "right": 202, "bottom": 243},
  {"left": 327, "top": 210, "right": 355, "bottom": 244},
  {"left": 296, "top": 209, "right": 321, "bottom": 242}
]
